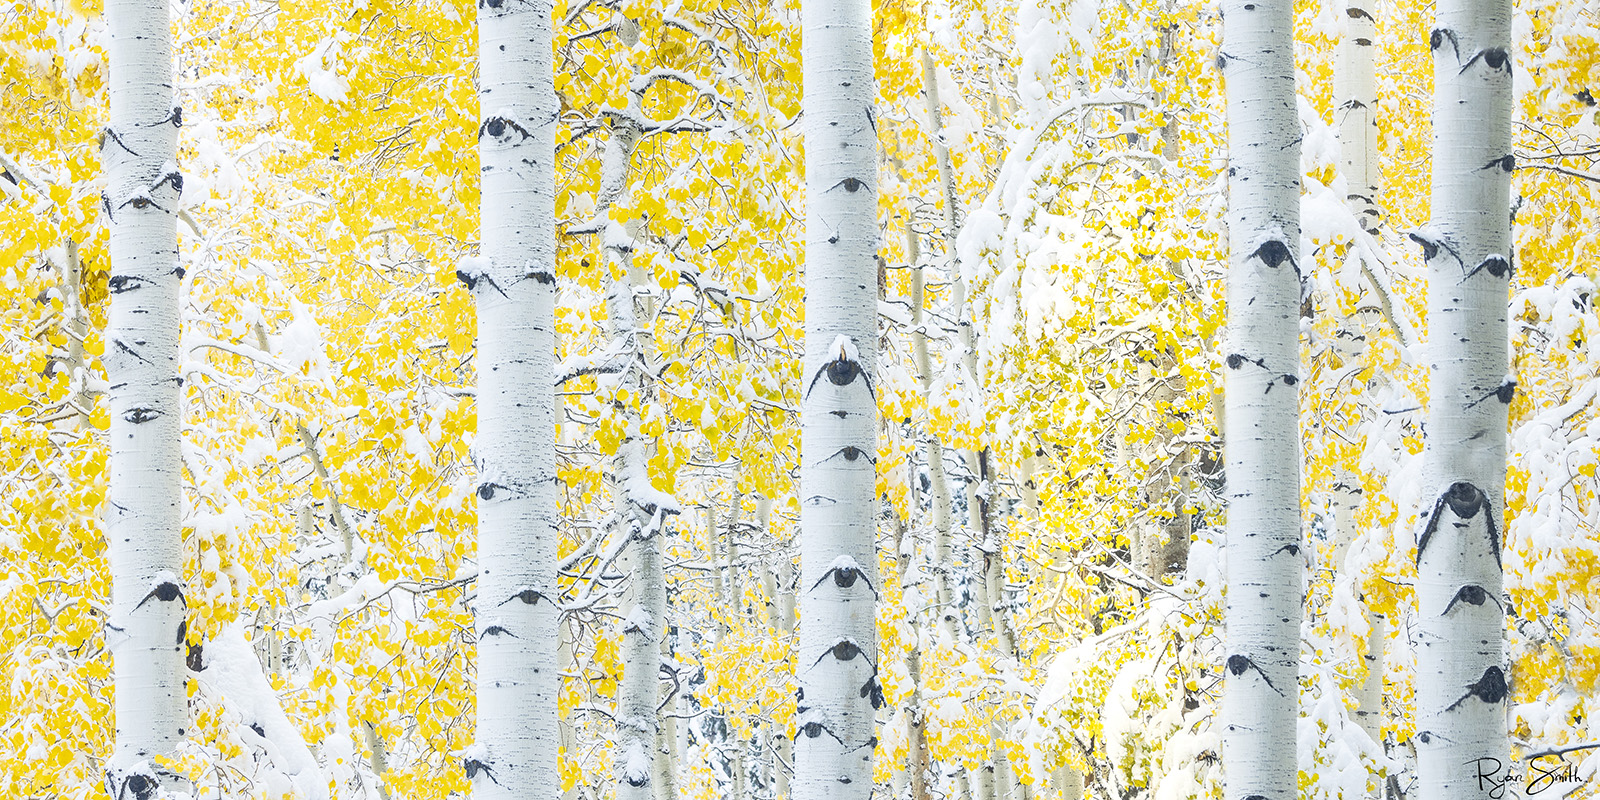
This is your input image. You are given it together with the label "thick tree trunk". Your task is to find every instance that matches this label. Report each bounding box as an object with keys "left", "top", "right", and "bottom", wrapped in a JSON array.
[
  {"left": 796, "top": 0, "right": 879, "bottom": 796},
  {"left": 1413, "top": 0, "right": 1513, "bottom": 794},
  {"left": 103, "top": 0, "right": 188, "bottom": 794},
  {"left": 470, "top": 0, "right": 560, "bottom": 795},
  {"left": 1218, "top": 1, "right": 1303, "bottom": 799}
]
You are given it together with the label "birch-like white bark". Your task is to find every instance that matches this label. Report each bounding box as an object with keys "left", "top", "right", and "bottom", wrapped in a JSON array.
[
  {"left": 1219, "top": 1, "right": 1303, "bottom": 798},
  {"left": 760, "top": 494, "right": 796, "bottom": 799},
  {"left": 469, "top": 0, "right": 560, "bottom": 795},
  {"left": 1413, "top": 0, "right": 1512, "bottom": 793},
  {"left": 1333, "top": 0, "right": 1388, "bottom": 774},
  {"left": 103, "top": 0, "right": 188, "bottom": 794},
  {"left": 1334, "top": 0, "right": 1381, "bottom": 234},
  {"left": 797, "top": 0, "right": 879, "bottom": 795},
  {"left": 910, "top": 254, "right": 960, "bottom": 642}
]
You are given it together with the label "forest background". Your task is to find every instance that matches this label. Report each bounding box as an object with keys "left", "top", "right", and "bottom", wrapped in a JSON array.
[{"left": 2, "top": 0, "right": 1599, "bottom": 798}]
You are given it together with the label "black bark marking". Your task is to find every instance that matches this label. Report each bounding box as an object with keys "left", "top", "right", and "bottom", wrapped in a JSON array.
[
  {"left": 1482, "top": 154, "right": 1515, "bottom": 173},
  {"left": 811, "top": 563, "right": 878, "bottom": 598},
  {"left": 186, "top": 641, "right": 204, "bottom": 671},
  {"left": 114, "top": 339, "right": 151, "bottom": 365},
  {"left": 1464, "top": 47, "right": 1511, "bottom": 74},
  {"left": 125, "top": 774, "right": 155, "bottom": 800},
  {"left": 162, "top": 105, "right": 182, "bottom": 128},
  {"left": 134, "top": 580, "right": 185, "bottom": 611},
  {"left": 1282, "top": 374, "right": 1298, "bottom": 386},
  {"left": 1252, "top": 239, "right": 1293, "bottom": 269},
  {"left": 1496, "top": 379, "right": 1516, "bottom": 403},
  {"left": 1466, "top": 255, "right": 1511, "bottom": 280},
  {"left": 1225, "top": 654, "right": 1281, "bottom": 694},
  {"left": 1225, "top": 353, "right": 1266, "bottom": 371},
  {"left": 124, "top": 407, "right": 161, "bottom": 424},
  {"left": 1346, "top": 6, "right": 1373, "bottom": 19},
  {"left": 1417, "top": 482, "right": 1500, "bottom": 568},
  {"left": 1468, "top": 379, "right": 1517, "bottom": 408},
  {"left": 805, "top": 349, "right": 876, "bottom": 400},
  {"left": 173, "top": 266, "right": 185, "bottom": 280},
  {"left": 799, "top": 720, "right": 845, "bottom": 745},
  {"left": 101, "top": 127, "right": 140, "bottom": 157},
  {"left": 833, "top": 177, "right": 865, "bottom": 193},
  {"left": 175, "top": 618, "right": 187, "bottom": 646},
  {"left": 1441, "top": 584, "right": 1502, "bottom": 615},
  {"left": 527, "top": 269, "right": 556, "bottom": 285},
  {"left": 498, "top": 588, "right": 548, "bottom": 606},
  {"left": 1447, "top": 666, "right": 1508, "bottom": 710},
  {"left": 1429, "top": 28, "right": 1460, "bottom": 59},
  {"left": 152, "top": 171, "right": 183, "bottom": 195},
  {"left": 477, "top": 482, "right": 507, "bottom": 501},
  {"left": 108, "top": 275, "right": 149, "bottom": 294},
  {"left": 478, "top": 115, "right": 532, "bottom": 141},
  {"left": 481, "top": 625, "right": 515, "bottom": 638},
  {"left": 861, "top": 676, "right": 885, "bottom": 709},
  {"left": 464, "top": 757, "right": 499, "bottom": 784},
  {"left": 1408, "top": 231, "right": 1460, "bottom": 264},
  {"left": 1274, "top": 543, "right": 1300, "bottom": 557}
]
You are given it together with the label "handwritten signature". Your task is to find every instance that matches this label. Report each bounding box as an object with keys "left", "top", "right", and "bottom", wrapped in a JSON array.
[{"left": 1471, "top": 744, "right": 1598, "bottom": 798}]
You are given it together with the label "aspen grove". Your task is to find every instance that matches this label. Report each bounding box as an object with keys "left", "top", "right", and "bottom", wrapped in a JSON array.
[{"left": 6, "top": 0, "right": 1600, "bottom": 798}]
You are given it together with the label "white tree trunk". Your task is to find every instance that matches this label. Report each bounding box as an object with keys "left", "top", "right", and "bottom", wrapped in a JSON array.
[
  {"left": 1219, "top": 1, "right": 1303, "bottom": 798},
  {"left": 910, "top": 257, "right": 960, "bottom": 643},
  {"left": 796, "top": 0, "right": 879, "bottom": 796},
  {"left": 1413, "top": 0, "right": 1513, "bottom": 793},
  {"left": 1334, "top": 1, "right": 1388, "bottom": 782},
  {"left": 1334, "top": 0, "right": 1381, "bottom": 234},
  {"left": 103, "top": 0, "right": 188, "bottom": 794},
  {"left": 469, "top": 0, "right": 560, "bottom": 795},
  {"left": 760, "top": 498, "right": 797, "bottom": 800}
]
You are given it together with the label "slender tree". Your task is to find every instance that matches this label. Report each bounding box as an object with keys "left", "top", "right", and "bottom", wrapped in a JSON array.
[
  {"left": 102, "top": 0, "right": 187, "bottom": 794},
  {"left": 795, "top": 0, "right": 879, "bottom": 796},
  {"left": 1333, "top": 0, "right": 1388, "bottom": 763},
  {"left": 466, "top": 0, "right": 560, "bottom": 795},
  {"left": 1218, "top": 0, "right": 1303, "bottom": 798},
  {"left": 1412, "top": 0, "right": 1514, "bottom": 793}
]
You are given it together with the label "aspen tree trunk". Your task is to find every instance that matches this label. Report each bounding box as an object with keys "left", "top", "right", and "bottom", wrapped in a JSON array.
[
  {"left": 1219, "top": 0, "right": 1303, "bottom": 798},
  {"left": 560, "top": 622, "right": 580, "bottom": 800},
  {"left": 104, "top": 0, "right": 187, "bottom": 790},
  {"left": 760, "top": 493, "right": 796, "bottom": 799},
  {"left": 1335, "top": 0, "right": 1381, "bottom": 235},
  {"left": 1334, "top": 0, "right": 1388, "bottom": 771},
  {"left": 469, "top": 0, "right": 560, "bottom": 795},
  {"left": 909, "top": 239, "right": 960, "bottom": 643},
  {"left": 1413, "top": 0, "right": 1513, "bottom": 793},
  {"left": 593, "top": 108, "right": 679, "bottom": 800},
  {"left": 796, "top": 0, "right": 879, "bottom": 795}
]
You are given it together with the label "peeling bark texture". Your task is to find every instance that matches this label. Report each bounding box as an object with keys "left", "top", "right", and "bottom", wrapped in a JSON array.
[
  {"left": 103, "top": 0, "right": 189, "bottom": 794},
  {"left": 1414, "top": 2, "right": 1513, "bottom": 791},
  {"left": 1219, "top": 0, "right": 1303, "bottom": 798},
  {"left": 797, "top": 0, "right": 879, "bottom": 795},
  {"left": 471, "top": 0, "right": 560, "bottom": 796}
]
